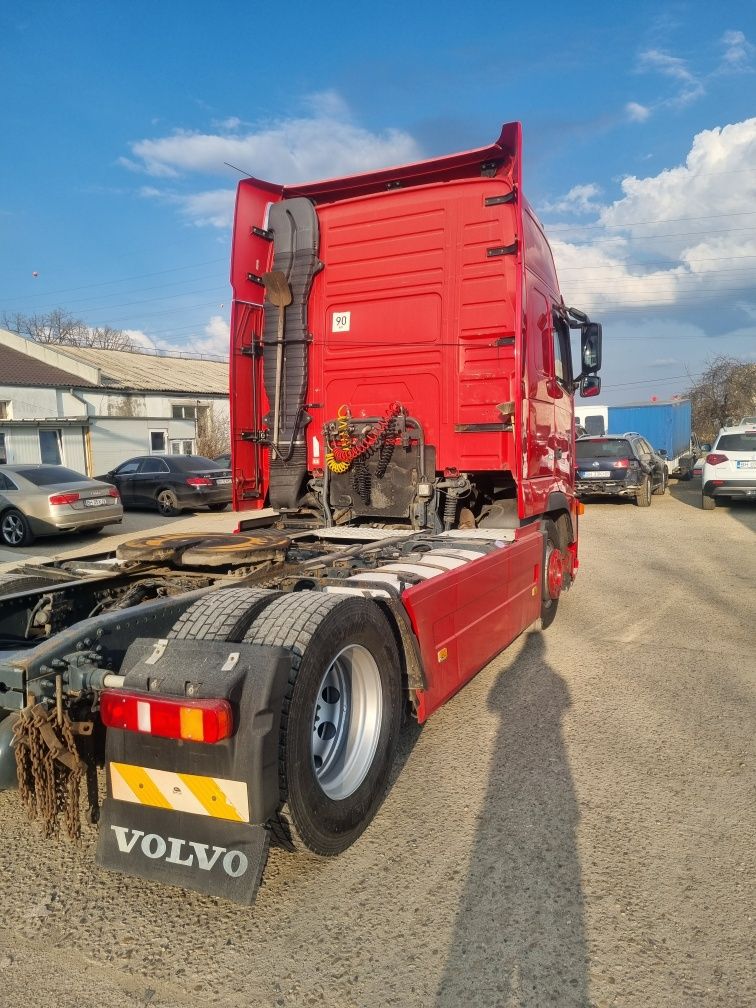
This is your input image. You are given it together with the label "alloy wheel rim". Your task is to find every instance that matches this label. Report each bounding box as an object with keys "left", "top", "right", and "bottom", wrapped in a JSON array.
[
  {"left": 311, "top": 644, "right": 383, "bottom": 801},
  {"left": 2, "top": 514, "right": 23, "bottom": 545}
]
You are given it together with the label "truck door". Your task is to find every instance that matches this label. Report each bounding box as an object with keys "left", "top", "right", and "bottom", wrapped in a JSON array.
[{"left": 523, "top": 288, "right": 556, "bottom": 511}]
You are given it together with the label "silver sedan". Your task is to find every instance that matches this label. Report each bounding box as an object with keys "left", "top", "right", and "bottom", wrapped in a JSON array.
[{"left": 0, "top": 464, "right": 123, "bottom": 547}]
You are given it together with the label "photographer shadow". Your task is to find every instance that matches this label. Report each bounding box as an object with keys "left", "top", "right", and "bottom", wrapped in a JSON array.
[{"left": 435, "top": 632, "right": 590, "bottom": 1007}]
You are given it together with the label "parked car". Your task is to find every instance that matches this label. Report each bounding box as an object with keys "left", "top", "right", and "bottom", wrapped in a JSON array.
[
  {"left": 0, "top": 464, "right": 123, "bottom": 547},
  {"left": 692, "top": 442, "right": 712, "bottom": 480},
  {"left": 98, "top": 455, "right": 232, "bottom": 516},
  {"left": 701, "top": 424, "right": 756, "bottom": 510},
  {"left": 576, "top": 435, "right": 668, "bottom": 506}
]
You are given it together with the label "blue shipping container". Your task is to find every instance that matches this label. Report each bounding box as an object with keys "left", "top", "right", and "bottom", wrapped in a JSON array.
[{"left": 607, "top": 401, "right": 692, "bottom": 459}]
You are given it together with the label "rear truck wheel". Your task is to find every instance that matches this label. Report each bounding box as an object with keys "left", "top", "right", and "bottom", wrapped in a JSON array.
[
  {"left": 244, "top": 591, "right": 402, "bottom": 856},
  {"left": 635, "top": 477, "right": 652, "bottom": 507},
  {"left": 653, "top": 470, "right": 668, "bottom": 495},
  {"left": 702, "top": 493, "right": 716, "bottom": 510},
  {"left": 537, "top": 520, "right": 563, "bottom": 631},
  {"left": 156, "top": 488, "right": 181, "bottom": 516},
  {"left": 168, "top": 585, "right": 279, "bottom": 642},
  {"left": 208, "top": 503, "right": 229, "bottom": 512},
  {"left": 0, "top": 509, "right": 34, "bottom": 547}
]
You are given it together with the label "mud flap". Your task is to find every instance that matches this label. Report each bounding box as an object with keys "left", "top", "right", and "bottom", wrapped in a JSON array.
[
  {"left": 97, "top": 800, "right": 269, "bottom": 904},
  {"left": 95, "top": 638, "right": 292, "bottom": 904}
]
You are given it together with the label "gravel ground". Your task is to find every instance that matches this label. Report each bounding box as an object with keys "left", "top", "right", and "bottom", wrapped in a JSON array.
[{"left": 0, "top": 482, "right": 753, "bottom": 1008}]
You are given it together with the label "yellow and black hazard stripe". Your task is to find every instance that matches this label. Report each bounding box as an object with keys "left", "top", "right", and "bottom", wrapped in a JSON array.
[{"left": 109, "top": 762, "right": 249, "bottom": 823}]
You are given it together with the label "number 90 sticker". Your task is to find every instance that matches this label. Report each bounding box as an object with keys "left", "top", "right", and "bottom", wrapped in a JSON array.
[{"left": 332, "top": 311, "right": 351, "bottom": 333}]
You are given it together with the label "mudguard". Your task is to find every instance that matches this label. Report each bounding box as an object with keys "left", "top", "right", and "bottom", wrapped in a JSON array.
[{"left": 96, "top": 638, "right": 291, "bottom": 904}]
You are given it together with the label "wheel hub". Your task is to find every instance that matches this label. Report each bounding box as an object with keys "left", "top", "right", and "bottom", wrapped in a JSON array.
[
  {"left": 546, "top": 547, "right": 564, "bottom": 601},
  {"left": 311, "top": 644, "right": 383, "bottom": 801}
]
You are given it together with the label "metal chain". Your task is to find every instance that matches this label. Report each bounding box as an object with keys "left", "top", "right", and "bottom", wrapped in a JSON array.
[{"left": 12, "top": 702, "right": 85, "bottom": 840}]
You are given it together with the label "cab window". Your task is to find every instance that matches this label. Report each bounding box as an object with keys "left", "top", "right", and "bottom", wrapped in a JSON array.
[{"left": 552, "top": 315, "right": 573, "bottom": 388}]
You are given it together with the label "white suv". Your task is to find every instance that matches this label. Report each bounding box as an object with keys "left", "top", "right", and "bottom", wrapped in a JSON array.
[{"left": 701, "top": 424, "right": 756, "bottom": 510}]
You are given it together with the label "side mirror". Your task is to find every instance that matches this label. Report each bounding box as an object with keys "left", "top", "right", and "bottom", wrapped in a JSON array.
[
  {"left": 700, "top": 443, "right": 712, "bottom": 453},
  {"left": 658, "top": 449, "right": 668, "bottom": 458},
  {"left": 580, "top": 322, "right": 602, "bottom": 372},
  {"left": 579, "top": 374, "right": 601, "bottom": 398}
]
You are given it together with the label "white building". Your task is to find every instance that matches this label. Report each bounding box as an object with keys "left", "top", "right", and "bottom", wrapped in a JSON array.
[{"left": 0, "top": 329, "right": 229, "bottom": 475}]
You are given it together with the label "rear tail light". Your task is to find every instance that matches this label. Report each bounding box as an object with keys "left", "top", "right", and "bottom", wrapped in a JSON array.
[
  {"left": 706, "top": 453, "right": 728, "bottom": 465},
  {"left": 613, "top": 459, "right": 630, "bottom": 468},
  {"left": 108, "top": 486, "right": 120, "bottom": 498},
  {"left": 100, "top": 690, "right": 233, "bottom": 743},
  {"left": 49, "top": 491, "right": 80, "bottom": 505},
  {"left": 186, "top": 476, "right": 213, "bottom": 487}
]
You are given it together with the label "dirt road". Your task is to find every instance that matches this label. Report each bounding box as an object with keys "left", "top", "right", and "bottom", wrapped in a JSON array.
[{"left": 0, "top": 483, "right": 753, "bottom": 1007}]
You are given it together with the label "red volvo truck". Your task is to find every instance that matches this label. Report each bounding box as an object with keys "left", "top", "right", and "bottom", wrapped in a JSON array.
[{"left": 0, "top": 123, "right": 601, "bottom": 903}]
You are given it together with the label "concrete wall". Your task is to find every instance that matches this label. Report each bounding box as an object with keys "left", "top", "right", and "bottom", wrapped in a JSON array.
[
  {"left": 0, "top": 423, "right": 87, "bottom": 470},
  {"left": 0, "top": 384, "right": 229, "bottom": 475},
  {"left": 89, "top": 417, "right": 195, "bottom": 474}
]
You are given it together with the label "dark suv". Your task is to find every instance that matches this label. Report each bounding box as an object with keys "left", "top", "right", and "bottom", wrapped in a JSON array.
[{"left": 576, "top": 435, "right": 668, "bottom": 506}]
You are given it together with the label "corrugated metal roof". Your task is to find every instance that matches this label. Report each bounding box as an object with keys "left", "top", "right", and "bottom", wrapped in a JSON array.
[
  {"left": 0, "top": 344, "right": 96, "bottom": 388},
  {"left": 53, "top": 345, "right": 229, "bottom": 394}
]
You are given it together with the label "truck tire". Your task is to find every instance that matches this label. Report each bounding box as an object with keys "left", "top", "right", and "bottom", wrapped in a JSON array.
[
  {"left": 635, "top": 477, "right": 652, "bottom": 507},
  {"left": 701, "top": 493, "right": 716, "bottom": 511},
  {"left": 537, "top": 520, "right": 563, "bottom": 631},
  {"left": 653, "top": 470, "right": 668, "bottom": 495},
  {"left": 0, "top": 509, "right": 34, "bottom": 547},
  {"left": 168, "top": 586, "right": 279, "bottom": 642},
  {"left": 0, "top": 573, "right": 57, "bottom": 597},
  {"left": 244, "top": 591, "right": 402, "bottom": 856}
]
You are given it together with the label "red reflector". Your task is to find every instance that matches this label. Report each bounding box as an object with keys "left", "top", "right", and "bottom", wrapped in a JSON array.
[
  {"left": 49, "top": 492, "right": 80, "bottom": 505},
  {"left": 186, "top": 476, "right": 213, "bottom": 487},
  {"left": 100, "top": 690, "right": 233, "bottom": 743},
  {"left": 706, "top": 453, "right": 728, "bottom": 465}
]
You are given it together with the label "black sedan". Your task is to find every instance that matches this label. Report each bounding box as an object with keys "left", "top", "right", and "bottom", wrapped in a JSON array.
[
  {"left": 576, "top": 435, "right": 668, "bottom": 507},
  {"left": 99, "top": 455, "right": 232, "bottom": 516}
]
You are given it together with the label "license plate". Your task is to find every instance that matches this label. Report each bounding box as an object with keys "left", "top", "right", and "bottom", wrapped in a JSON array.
[
  {"left": 84, "top": 497, "right": 108, "bottom": 507},
  {"left": 215, "top": 478, "right": 232, "bottom": 485},
  {"left": 737, "top": 460, "right": 756, "bottom": 469},
  {"left": 581, "top": 471, "right": 611, "bottom": 479}
]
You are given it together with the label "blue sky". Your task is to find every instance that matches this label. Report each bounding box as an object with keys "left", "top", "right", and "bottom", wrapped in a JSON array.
[{"left": 1, "top": 0, "right": 754, "bottom": 404}]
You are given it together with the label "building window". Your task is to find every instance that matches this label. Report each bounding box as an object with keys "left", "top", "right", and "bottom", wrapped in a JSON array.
[
  {"left": 39, "top": 429, "right": 62, "bottom": 465},
  {"left": 0, "top": 402, "right": 9, "bottom": 421},
  {"left": 0, "top": 433, "right": 6, "bottom": 465},
  {"left": 172, "top": 403, "right": 210, "bottom": 426},
  {"left": 170, "top": 439, "right": 194, "bottom": 455},
  {"left": 150, "top": 430, "right": 167, "bottom": 453}
]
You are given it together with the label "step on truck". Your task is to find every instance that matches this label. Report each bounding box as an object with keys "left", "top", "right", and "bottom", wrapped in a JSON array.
[{"left": 0, "top": 122, "right": 602, "bottom": 904}]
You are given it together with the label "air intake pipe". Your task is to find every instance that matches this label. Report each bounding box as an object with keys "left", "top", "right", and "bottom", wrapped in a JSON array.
[{"left": 262, "top": 198, "right": 321, "bottom": 509}]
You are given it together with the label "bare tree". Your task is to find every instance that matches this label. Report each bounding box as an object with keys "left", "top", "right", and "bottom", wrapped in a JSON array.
[
  {"left": 195, "top": 405, "right": 231, "bottom": 459},
  {"left": 1, "top": 309, "right": 136, "bottom": 351},
  {"left": 687, "top": 355, "right": 756, "bottom": 441}
]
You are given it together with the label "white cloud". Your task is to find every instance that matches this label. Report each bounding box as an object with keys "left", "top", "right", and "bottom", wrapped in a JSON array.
[
  {"left": 627, "top": 33, "right": 754, "bottom": 122},
  {"left": 541, "top": 184, "right": 604, "bottom": 215},
  {"left": 546, "top": 118, "right": 756, "bottom": 315},
  {"left": 177, "top": 189, "right": 236, "bottom": 229},
  {"left": 637, "top": 48, "right": 705, "bottom": 107},
  {"left": 721, "top": 29, "right": 754, "bottom": 68},
  {"left": 187, "top": 315, "right": 230, "bottom": 357},
  {"left": 124, "top": 328, "right": 157, "bottom": 350},
  {"left": 123, "top": 91, "right": 421, "bottom": 186},
  {"left": 626, "top": 101, "right": 651, "bottom": 123},
  {"left": 138, "top": 185, "right": 236, "bottom": 228}
]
